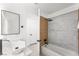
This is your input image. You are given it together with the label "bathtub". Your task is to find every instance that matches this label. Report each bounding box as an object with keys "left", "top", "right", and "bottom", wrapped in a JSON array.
[{"left": 41, "top": 44, "right": 78, "bottom": 56}]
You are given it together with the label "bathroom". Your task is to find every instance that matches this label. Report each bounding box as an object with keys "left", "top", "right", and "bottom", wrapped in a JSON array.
[{"left": 0, "top": 3, "right": 79, "bottom": 56}]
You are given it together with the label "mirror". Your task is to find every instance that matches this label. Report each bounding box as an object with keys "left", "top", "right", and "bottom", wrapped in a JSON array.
[{"left": 1, "top": 10, "right": 20, "bottom": 35}]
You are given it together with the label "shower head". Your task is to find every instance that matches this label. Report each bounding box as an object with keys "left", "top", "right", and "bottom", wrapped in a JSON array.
[{"left": 47, "top": 18, "right": 53, "bottom": 21}]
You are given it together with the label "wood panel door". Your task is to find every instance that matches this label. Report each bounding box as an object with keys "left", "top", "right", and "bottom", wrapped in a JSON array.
[{"left": 40, "top": 16, "right": 48, "bottom": 46}]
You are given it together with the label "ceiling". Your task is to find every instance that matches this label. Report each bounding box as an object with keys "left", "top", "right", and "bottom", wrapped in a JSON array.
[
  {"left": 36, "top": 3, "right": 75, "bottom": 16},
  {"left": 1, "top": 3, "right": 75, "bottom": 17}
]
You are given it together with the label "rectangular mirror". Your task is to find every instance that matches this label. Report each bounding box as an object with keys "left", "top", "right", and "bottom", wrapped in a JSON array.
[{"left": 1, "top": 10, "right": 20, "bottom": 35}]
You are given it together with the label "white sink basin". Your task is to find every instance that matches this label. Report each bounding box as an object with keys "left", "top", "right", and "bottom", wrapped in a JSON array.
[
  {"left": 12, "top": 47, "right": 32, "bottom": 56},
  {"left": 2, "top": 40, "right": 32, "bottom": 56}
]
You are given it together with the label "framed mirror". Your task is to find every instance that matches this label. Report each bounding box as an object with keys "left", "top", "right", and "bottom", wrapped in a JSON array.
[{"left": 1, "top": 10, "right": 20, "bottom": 35}]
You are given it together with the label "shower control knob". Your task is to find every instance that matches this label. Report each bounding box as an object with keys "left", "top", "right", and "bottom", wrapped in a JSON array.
[{"left": 37, "top": 40, "right": 41, "bottom": 42}]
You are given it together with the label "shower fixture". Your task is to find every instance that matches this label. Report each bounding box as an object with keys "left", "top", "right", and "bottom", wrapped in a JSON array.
[{"left": 47, "top": 18, "right": 53, "bottom": 21}]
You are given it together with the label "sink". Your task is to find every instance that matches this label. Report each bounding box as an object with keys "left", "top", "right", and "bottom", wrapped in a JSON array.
[
  {"left": 12, "top": 47, "right": 32, "bottom": 56},
  {"left": 2, "top": 40, "right": 32, "bottom": 56}
]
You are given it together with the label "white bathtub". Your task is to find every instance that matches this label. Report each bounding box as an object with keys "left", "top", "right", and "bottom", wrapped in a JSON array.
[{"left": 41, "top": 44, "right": 78, "bottom": 56}]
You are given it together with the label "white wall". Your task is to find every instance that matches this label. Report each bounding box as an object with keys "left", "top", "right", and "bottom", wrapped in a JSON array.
[
  {"left": 0, "top": 3, "right": 40, "bottom": 47},
  {"left": 48, "top": 10, "right": 78, "bottom": 53}
]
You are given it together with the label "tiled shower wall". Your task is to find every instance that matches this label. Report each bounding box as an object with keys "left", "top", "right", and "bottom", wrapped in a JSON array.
[{"left": 48, "top": 10, "right": 78, "bottom": 52}]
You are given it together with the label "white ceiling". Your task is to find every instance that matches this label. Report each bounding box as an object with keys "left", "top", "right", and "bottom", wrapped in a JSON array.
[
  {"left": 36, "top": 3, "right": 75, "bottom": 16},
  {"left": 1, "top": 3, "right": 75, "bottom": 17}
]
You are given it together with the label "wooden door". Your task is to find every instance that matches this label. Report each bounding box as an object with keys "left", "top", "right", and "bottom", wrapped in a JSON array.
[{"left": 40, "top": 16, "right": 48, "bottom": 46}]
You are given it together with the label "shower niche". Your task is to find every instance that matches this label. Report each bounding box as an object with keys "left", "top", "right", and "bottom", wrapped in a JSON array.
[{"left": 1, "top": 10, "right": 20, "bottom": 35}]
